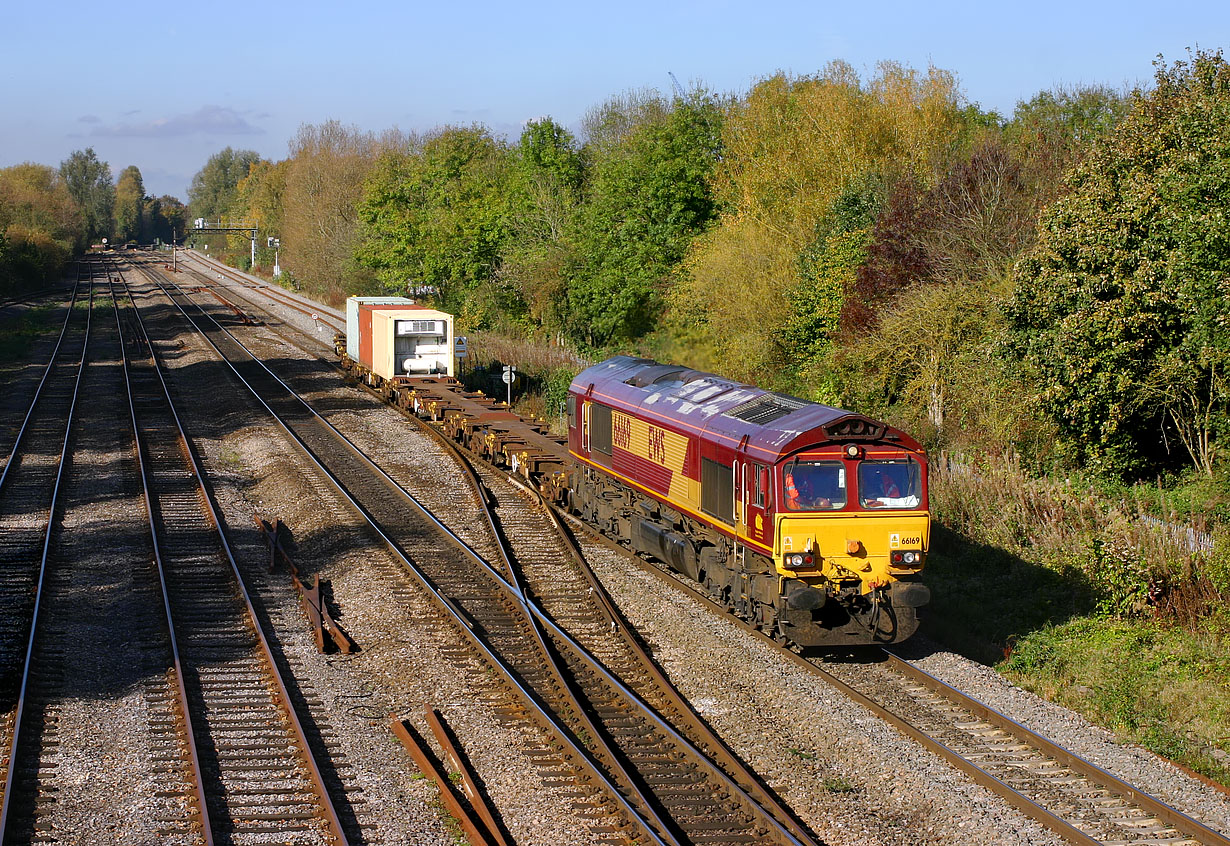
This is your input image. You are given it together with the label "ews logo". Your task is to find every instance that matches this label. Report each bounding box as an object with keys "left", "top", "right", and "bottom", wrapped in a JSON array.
[{"left": 647, "top": 426, "right": 667, "bottom": 464}]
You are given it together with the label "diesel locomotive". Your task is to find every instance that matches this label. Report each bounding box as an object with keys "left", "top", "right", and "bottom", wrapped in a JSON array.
[{"left": 567, "top": 356, "right": 930, "bottom": 646}]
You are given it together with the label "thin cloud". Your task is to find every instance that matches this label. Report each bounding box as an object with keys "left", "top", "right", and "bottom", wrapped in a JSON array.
[
  {"left": 93, "top": 105, "right": 264, "bottom": 138},
  {"left": 77, "top": 114, "right": 101, "bottom": 124}
]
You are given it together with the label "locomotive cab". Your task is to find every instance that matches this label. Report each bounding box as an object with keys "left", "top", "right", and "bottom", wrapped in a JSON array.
[{"left": 772, "top": 447, "right": 930, "bottom": 646}]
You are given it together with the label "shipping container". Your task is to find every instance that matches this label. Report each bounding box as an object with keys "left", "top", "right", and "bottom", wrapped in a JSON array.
[
  {"left": 344, "top": 296, "right": 417, "bottom": 361},
  {"left": 362, "top": 306, "right": 454, "bottom": 380},
  {"left": 358, "top": 302, "right": 428, "bottom": 370}
]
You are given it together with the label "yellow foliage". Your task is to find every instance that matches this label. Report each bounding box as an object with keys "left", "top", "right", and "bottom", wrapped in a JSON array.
[
  {"left": 680, "top": 60, "right": 966, "bottom": 380},
  {"left": 235, "top": 159, "right": 289, "bottom": 232},
  {"left": 669, "top": 217, "right": 797, "bottom": 382},
  {"left": 279, "top": 121, "right": 407, "bottom": 295},
  {"left": 718, "top": 61, "right": 963, "bottom": 247}
]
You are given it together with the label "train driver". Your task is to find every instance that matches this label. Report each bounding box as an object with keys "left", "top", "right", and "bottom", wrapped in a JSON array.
[
  {"left": 785, "top": 463, "right": 845, "bottom": 510},
  {"left": 860, "top": 463, "right": 920, "bottom": 509}
]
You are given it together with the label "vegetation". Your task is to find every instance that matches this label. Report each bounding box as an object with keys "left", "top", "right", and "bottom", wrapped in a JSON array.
[
  {"left": 4, "top": 41, "right": 1228, "bottom": 784},
  {"left": 168, "top": 47, "right": 1230, "bottom": 780}
]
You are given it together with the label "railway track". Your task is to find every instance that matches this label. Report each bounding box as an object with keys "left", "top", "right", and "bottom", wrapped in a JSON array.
[
  {"left": 129, "top": 253, "right": 1230, "bottom": 846},
  {"left": 132, "top": 257, "right": 827, "bottom": 845},
  {"left": 574, "top": 513, "right": 1230, "bottom": 846},
  {"left": 823, "top": 651, "right": 1230, "bottom": 846},
  {"left": 176, "top": 250, "right": 345, "bottom": 336},
  {"left": 0, "top": 257, "right": 351, "bottom": 843},
  {"left": 0, "top": 262, "right": 209, "bottom": 843},
  {"left": 112, "top": 262, "right": 350, "bottom": 845},
  {"left": 0, "top": 260, "right": 92, "bottom": 834}
]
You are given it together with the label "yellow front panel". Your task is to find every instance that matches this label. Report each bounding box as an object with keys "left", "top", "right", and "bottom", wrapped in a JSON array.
[{"left": 776, "top": 513, "right": 929, "bottom": 592}]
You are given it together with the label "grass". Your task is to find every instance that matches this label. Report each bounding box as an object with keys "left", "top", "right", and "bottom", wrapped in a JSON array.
[
  {"left": 0, "top": 303, "right": 58, "bottom": 359},
  {"left": 1000, "top": 619, "right": 1230, "bottom": 784},
  {"left": 460, "top": 331, "right": 588, "bottom": 434},
  {"left": 924, "top": 456, "right": 1230, "bottom": 783},
  {"left": 820, "top": 775, "right": 859, "bottom": 793}
]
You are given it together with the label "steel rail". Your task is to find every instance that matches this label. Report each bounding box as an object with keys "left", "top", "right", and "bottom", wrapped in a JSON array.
[
  {"left": 141, "top": 262, "right": 816, "bottom": 846},
  {"left": 562, "top": 503, "right": 1230, "bottom": 846},
  {"left": 109, "top": 268, "right": 214, "bottom": 844},
  {"left": 881, "top": 650, "right": 1230, "bottom": 846},
  {"left": 391, "top": 717, "right": 502, "bottom": 846},
  {"left": 409, "top": 393, "right": 822, "bottom": 846},
  {"left": 424, "top": 707, "right": 511, "bottom": 846},
  {"left": 179, "top": 252, "right": 345, "bottom": 332},
  {"left": 435, "top": 429, "right": 688, "bottom": 845},
  {"left": 0, "top": 264, "right": 84, "bottom": 497},
  {"left": 116, "top": 262, "right": 350, "bottom": 846},
  {"left": 0, "top": 268, "right": 96, "bottom": 843},
  {"left": 184, "top": 247, "right": 1230, "bottom": 846},
  {"left": 130, "top": 256, "right": 672, "bottom": 846}
]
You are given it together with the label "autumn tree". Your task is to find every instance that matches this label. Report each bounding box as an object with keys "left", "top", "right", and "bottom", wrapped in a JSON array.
[
  {"left": 0, "top": 163, "right": 85, "bottom": 288},
  {"left": 59, "top": 147, "right": 113, "bottom": 242},
  {"left": 671, "top": 62, "right": 965, "bottom": 383},
  {"left": 283, "top": 121, "right": 400, "bottom": 299},
  {"left": 1007, "top": 50, "right": 1230, "bottom": 477},
  {"left": 842, "top": 137, "right": 1035, "bottom": 338},
  {"left": 1003, "top": 84, "right": 1129, "bottom": 203},
  {"left": 233, "top": 159, "right": 288, "bottom": 268}
]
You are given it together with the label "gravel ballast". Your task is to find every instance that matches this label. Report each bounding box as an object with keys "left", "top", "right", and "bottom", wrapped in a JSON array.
[{"left": 101, "top": 255, "right": 1230, "bottom": 845}]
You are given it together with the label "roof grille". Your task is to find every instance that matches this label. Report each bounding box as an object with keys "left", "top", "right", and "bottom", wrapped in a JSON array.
[{"left": 723, "top": 393, "right": 809, "bottom": 425}]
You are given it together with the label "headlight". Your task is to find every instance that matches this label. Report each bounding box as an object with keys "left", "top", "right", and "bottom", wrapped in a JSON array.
[
  {"left": 890, "top": 550, "right": 923, "bottom": 566},
  {"left": 784, "top": 553, "right": 815, "bottom": 568}
]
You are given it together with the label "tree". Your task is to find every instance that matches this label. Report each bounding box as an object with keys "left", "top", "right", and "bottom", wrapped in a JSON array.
[
  {"left": 0, "top": 163, "right": 82, "bottom": 242},
  {"left": 499, "top": 118, "right": 586, "bottom": 329},
  {"left": 282, "top": 122, "right": 396, "bottom": 298},
  {"left": 670, "top": 62, "right": 966, "bottom": 381},
  {"left": 358, "top": 125, "right": 514, "bottom": 323},
  {"left": 1007, "top": 50, "right": 1230, "bottom": 476},
  {"left": 1003, "top": 84, "right": 1129, "bottom": 202},
  {"left": 59, "top": 147, "right": 114, "bottom": 242},
  {"left": 0, "top": 163, "right": 85, "bottom": 288},
  {"left": 187, "top": 147, "right": 261, "bottom": 221},
  {"left": 114, "top": 165, "right": 145, "bottom": 242},
  {"left": 567, "top": 92, "right": 724, "bottom": 347},
  {"left": 150, "top": 195, "right": 187, "bottom": 244},
  {"left": 843, "top": 138, "right": 1035, "bottom": 337}
]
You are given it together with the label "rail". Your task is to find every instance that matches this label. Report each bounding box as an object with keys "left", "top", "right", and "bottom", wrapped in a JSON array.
[
  {"left": 119, "top": 260, "right": 350, "bottom": 844},
  {"left": 0, "top": 264, "right": 96, "bottom": 841},
  {"left": 131, "top": 255, "right": 673, "bottom": 846}
]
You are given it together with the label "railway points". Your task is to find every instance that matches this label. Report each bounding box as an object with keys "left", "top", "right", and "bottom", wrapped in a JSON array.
[{"left": 0, "top": 251, "right": 1226, "bottom": 845}]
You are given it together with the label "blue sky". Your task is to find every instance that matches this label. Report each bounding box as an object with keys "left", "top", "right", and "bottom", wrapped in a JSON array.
[{"left": 2, "top": 0, "right": 1226, "bottom": 200}]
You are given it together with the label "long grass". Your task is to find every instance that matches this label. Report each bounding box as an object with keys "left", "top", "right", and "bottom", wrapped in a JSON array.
[{"left": 924, "top": 452, "right": 1230, "bottom": 781}]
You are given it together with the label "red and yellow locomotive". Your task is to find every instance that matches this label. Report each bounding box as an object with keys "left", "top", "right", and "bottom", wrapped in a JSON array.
[{"left": 568, "top": 356, "right": 930, "bottom": 647}]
